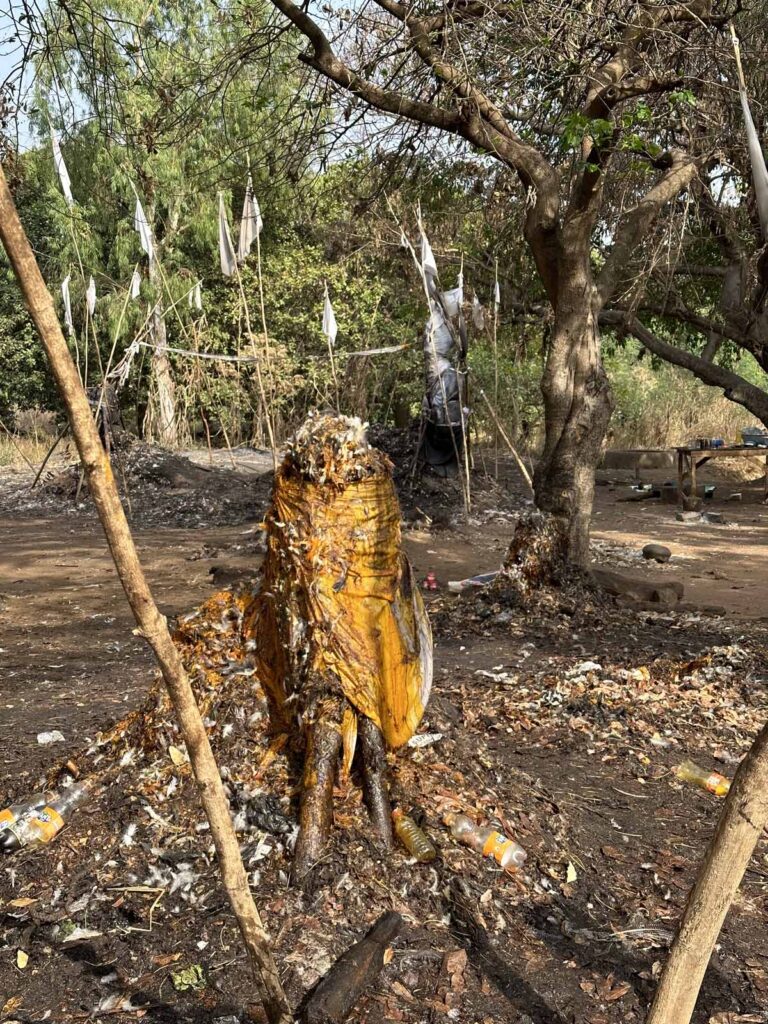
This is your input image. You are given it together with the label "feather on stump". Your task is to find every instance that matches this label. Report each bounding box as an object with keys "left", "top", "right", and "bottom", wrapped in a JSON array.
[{"left": 244, "top": 412, "right": 433, "bottom": 883}]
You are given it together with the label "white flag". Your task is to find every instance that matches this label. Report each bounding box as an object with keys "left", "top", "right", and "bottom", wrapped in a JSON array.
[
  {"left": 738, "top": 88, "right": 768, "bottom": 240},
  {"left": 188, "top": 280, "right": 202, "bottom": 310},
  {"left": 130, "top": 268, "right": 141, "bottom": 299},
  {"left": 441, "top": 286, "right": 463, "bottom": 318},
  {"left": 322, "top": 284, "right": 338, "bottom": 347},
  {"left": 86, "top": 276, "right": 97, "bottom": 315},
  {"left": 441, "top": 270, "right": 464, "bottom": 317},
  {"left": 420, "top": 230, "right": 438, "bottom": 279},
  {"left": 219, "top": 194, "right": 237, "bottom": 278},
  {"left": 61, "top": 275, "right": 74, "bottom": 334},
  {"left": 237, "top": 175, "right": 263, "bottom": 263},
  {"left": 51, "top": 134, "right": 74, "bottom": 206},
  {"left": 494, "top": 280, "right": 501, "bottom": 307},
  {"left": 472, "top": 293, "right": 485, "bottom": 331},
  {"left": 134, "top": 198, "right": 154, "bottom": 263}
]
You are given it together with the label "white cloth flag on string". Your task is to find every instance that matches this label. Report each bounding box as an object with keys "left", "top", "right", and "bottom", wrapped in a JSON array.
[
  {"left": 219, "top": 194, "right": 237, "bottom": 278},
  {"left": 420, "top": 229, "right": 438, "bottom": 280},
  {"left": 237, "top": 175, "right": 263, "bottom": 264},
  {"left": 86, "top": 276, "right": 97, "bottom": 315},
  {"left": 130, "top": 268, "right": 142, "bottom": 300},
  {"left": 188, "top": 281, "right": 203, "bottom": 310},
  {"left": 61, "top": 275, "right": 74, "bottom": 334},
  {"left": 322, "top": 284, "right": 338, "bottom": 347},
  {"left": 134, "top": 198, "right": 154, "bottom": 263},
  {"left": 494, "top": 279, "right": 501, "bottom": 307},
  {"left": 472, "top": 293, "right": 485, "bottom": 331},
  {"left": 51, "top": 134, "right": 74, "bottom": 206}
]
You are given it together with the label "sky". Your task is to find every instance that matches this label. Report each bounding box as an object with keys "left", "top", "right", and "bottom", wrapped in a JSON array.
[{"left": 1, "top": 7, "right": 34, "bottom": 149}]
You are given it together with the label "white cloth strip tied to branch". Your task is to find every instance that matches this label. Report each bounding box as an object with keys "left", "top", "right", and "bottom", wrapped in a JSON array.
[
  {"left": 130, "top": 268, "right": 142, "bottom": 300},
  {"left": 219, "top": 193, "right": 237, "bottom": 278},
  {"left": 322, "top": 283, "right": 338, "bottom": 346},
  {"left": 51, "top": 133, "right": 74, "bottom": 206},
  {"left": 421, "top": 231, "right": 438, "bottom": 280},
  {"left": 731, "top": 28, "right": 768, "bottom": 241},
  {"left": 134, "top": 197, "right": 154, "bottom": 264},
  {"left": 86, "top": 276, "right": 97, "bottom": 315},
  {"left": 188, "top": 280, "right": 203, "bottom": 310},
  {"left": 107, "top": 338, "right": 141, "bottom": 390},
  {"left": 237, "top": 174, "right": 263, "bottom": 264},
  {"left": 494, "top": 279, "right": 501, "bottom": 307},
  {"left": 472, "top": 293, "right": 485, "bottom": 330},
  {"left": 61, "top": 274, "right": 74, "bottom": 334}
]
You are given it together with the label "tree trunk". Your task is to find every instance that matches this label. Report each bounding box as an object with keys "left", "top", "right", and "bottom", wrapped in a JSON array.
[
  {"left": 144, "top": 205, "right": 178, "bottom": 448},
  {"left": 534, "top": 289, "right": 613, "bottom": 565},
  {"left": 646, "top": 719, "right": 768, "bottom": 1024}
]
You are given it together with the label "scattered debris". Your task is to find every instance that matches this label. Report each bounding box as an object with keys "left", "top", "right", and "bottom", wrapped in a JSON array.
[{"left": 36, "top": 731, "right": 65, "bottom": 745}]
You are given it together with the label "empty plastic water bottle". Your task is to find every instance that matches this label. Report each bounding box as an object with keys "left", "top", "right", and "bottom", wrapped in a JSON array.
[
  {"left": 675, "top": 759, "right": 731, "bottom": 797},
  {"left": 444, "top": 811, "right": 527, "bottom": 870},
  {"left": 0, "top": 780, "right": 97, "bottom": 853},
  {"left": 0, "top": 794, "right": 50, "bottom": 850},
  {"left": 392, "top": 808, "right": 437, "bottom": 862}
]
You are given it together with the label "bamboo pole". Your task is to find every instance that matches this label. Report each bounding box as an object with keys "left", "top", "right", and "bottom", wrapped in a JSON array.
[
  {"left": 477, "top": 388, "right": 534, "bottom": 495},
  {"left": 646, "top": 720, "right": 768, "bottom": 1024},
  {"left": 0, "top": 162, "right": 293, "bottom": 1024}
]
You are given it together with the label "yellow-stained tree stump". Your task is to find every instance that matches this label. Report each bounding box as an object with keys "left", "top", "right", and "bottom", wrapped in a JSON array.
[{"left": 244, "top": 413, "right": 433, "bottom": 882}]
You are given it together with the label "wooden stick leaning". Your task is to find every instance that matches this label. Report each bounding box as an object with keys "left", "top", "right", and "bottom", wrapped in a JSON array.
[
  {"left": 646, "top": 720, "right": 768, "bottom": 1024},
  {"left": 477, "top": 389, "right": 534, "bottom": 495},
  {"left": 0, "top": 163, "right": 293, "bottom": 1024}
]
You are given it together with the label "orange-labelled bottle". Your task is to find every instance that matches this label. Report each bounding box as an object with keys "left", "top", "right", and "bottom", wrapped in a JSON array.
[
  {"left": 1, "top": 780, "right": 96, "bottom": 853},
  {"left": 444, "top": 812, "right": 527, "bottom": 870},
  {"left": 675, "top": 760, "right": 731, "bottom": 797}
]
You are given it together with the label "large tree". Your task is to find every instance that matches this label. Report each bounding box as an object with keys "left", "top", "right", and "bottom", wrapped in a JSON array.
[{"left": 261, "top": 0, "right": 735, "bottom": 562}]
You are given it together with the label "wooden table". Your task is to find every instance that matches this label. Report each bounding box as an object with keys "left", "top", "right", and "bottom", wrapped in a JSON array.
[{"left": 676, "top": 445, "right": 768, "bottom": 505}]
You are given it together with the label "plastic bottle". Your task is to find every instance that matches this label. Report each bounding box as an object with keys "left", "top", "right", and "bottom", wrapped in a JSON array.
[
  {"left": 0, "top": 794, "right": 50, "bottom": 851},
  {"left": 675, "top": 760, "right": 731, "bottom": 797},
  {"left": 392, "top": 808, "right": 437, "bottom": 862},
  {"left": 1, "top": 780, "right": 96, "bottom": 853},
  {"left": 444, "top": 811, "right": 527, "bottom": 870}
]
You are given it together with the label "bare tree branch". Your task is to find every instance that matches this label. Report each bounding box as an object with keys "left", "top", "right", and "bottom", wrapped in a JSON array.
[
  {"left": 600, "top": 309, "right": 768, "bottom": 423},
  {"left": 597, "top": 150, "right": 699, "bottom": 306}
]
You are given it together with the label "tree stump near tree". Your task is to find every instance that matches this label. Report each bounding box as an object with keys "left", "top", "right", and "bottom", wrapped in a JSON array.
[{"left": 244, "top": 413, "right": 433, "bottom": 883}]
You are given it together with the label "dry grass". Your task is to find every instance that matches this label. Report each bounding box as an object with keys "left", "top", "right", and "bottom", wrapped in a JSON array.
[
  {"left": 607, "top": 360, "right": 759, "bottom": 450},
  {"left": 0, "top": 434, "right": 55, "bottom": 470}
]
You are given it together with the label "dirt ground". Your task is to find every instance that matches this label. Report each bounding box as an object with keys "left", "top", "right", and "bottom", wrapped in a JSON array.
[{"left": 0, "top": 442, "right": 767, "bottom": 1024}]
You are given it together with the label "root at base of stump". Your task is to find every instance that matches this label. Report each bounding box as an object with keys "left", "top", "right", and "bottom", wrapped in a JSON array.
[
  {"left": 292, "top": 714, "right": 396, "bottom": 884},
  {"left": 359, "top": 717, "right": 394, "bottom": 851},
  {"left": 293, "top": 718, "right": 343, "bottom": 884}
]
